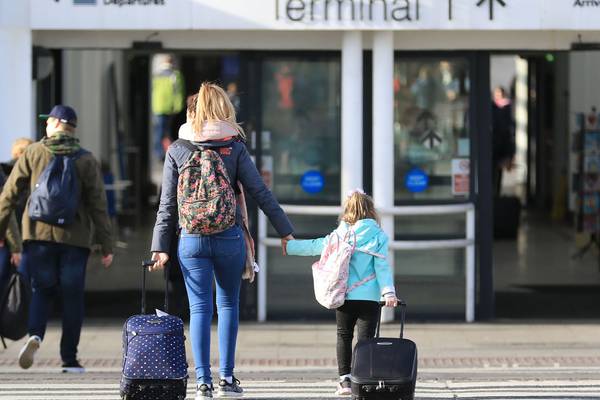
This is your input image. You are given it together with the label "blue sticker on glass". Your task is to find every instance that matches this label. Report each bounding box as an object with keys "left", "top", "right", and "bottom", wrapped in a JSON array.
[
  {"left": 405, "top": 168, "right": 429, "bottom": 193},
  {"left": 300, "top": 170, "right": 325, "bottom": 194}
]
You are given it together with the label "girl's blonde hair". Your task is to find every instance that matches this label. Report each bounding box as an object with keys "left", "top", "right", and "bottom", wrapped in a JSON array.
[
  {"left": 341, "top": 191, "right": 380, "bottom": 226},
  {"left": 192, "top": 82, "right": 245, "bottom": 139}
]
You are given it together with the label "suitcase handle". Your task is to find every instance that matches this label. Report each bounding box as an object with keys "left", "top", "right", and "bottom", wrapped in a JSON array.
[
  {"left": 141, "top": 260, "right": 170, "bottom": 315},
  {"left": 376, "top": 300, "right": 407, "bottom": 339}
]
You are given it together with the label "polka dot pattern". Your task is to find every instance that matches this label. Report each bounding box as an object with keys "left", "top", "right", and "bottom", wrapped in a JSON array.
[{"left": 121, "top": 315, "right": 188, "bottom": 380}]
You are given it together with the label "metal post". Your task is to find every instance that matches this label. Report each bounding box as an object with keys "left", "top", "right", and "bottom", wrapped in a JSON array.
[
  {"left": 341, "top": 31, "right": 363, "bottom": 196},
  {"left": 466, "top": 208, "right": 476, "bottom": 322},
  {"left": 372, "top": 31, "right": 395, "bottom": 323},
  {"left": 474, "top": 52, "right": 494, "bottom": 320},
  {"left": 257, "top": 211, "right": 268, "bottom": 322}
]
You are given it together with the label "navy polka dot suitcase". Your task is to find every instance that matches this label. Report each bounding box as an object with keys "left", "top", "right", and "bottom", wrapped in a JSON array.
[{"left": 120, "top": 261, "right": 188, "bottom": 400}]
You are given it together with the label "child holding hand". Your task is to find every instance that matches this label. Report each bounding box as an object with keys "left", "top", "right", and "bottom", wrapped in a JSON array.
[{"left": 285, "top": 189, "right": 398, "bottom": 396}]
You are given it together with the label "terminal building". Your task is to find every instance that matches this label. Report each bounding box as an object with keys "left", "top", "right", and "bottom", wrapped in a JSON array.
[{"left": 3, "top": 0, "right": 600, "bottom": 321}]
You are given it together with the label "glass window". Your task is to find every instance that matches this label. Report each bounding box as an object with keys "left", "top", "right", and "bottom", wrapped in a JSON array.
[
  {"left": 395, "top": 214, "right": 465, "bottom": 239},
  {"left": 267, "top": 214, "right": 339, "bottom": 320},
  {"left": 261, "top": 58, "right": 341, "bottom": 204},
  {"left": 393, "top": 249, "right": 465, "bottom": 319},
  {"left": 394, "top": 58, "right": 471, "bottom": 202}
]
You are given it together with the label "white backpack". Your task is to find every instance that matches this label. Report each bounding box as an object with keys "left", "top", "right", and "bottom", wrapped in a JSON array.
[{"left": 312, "top": 230, "right": 385, "bottom": 309}]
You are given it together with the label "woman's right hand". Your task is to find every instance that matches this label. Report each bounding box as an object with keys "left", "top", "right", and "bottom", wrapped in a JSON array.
[{"left": 151, "top": 252, "right": 169, "bottom": 271}]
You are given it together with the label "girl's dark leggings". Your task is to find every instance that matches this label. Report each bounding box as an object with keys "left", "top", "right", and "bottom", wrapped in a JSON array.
[{"left": 335, "top": 300, "right": 380, "bottom": 376}]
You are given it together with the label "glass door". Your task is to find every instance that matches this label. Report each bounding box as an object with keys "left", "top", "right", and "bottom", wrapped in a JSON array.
[
  {"left": 256, "top": 53, "right": 342, "bottom": 319},
  {"left": 392, "top": 55, "right": 474, "bottom": 318}
]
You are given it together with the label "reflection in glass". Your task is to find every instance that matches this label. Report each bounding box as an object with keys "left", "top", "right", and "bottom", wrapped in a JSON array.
[
  {"left": 394, "top": 59, "right": 470, "bottom": 201},
  {"left": 261, "top": 59, "right": 341, "bottom": 204}
]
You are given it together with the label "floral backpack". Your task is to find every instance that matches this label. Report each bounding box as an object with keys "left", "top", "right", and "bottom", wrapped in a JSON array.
[
  {"left": 312, "top": 230, "right": 385, "bottom": 309},
  {"left": 177, "top": 141, "right": 236, "bottom": 235}
]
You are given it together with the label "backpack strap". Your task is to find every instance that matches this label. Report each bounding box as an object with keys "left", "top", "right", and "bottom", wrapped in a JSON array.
[
  {"left": 355, "top": 248, "right": 386, "bottom": 259},
  {"left": 346, "top": 273, "right": 377, "bottom": 293},
  {"left": 344, "top": 228, "right": 385, "bottom": 258}
]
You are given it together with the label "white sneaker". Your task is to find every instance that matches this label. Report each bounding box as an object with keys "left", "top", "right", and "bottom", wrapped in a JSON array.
[
  {"left": 61, "top": 360, "right": 86, "bottom": 373},
  {"left": 18, "top": 335, "right": 41, "bottom": 369}
]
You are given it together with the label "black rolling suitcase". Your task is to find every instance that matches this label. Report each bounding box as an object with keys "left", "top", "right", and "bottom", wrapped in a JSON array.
[
  {"left": 350, "top": 301, "right": 417, "bottom": 400},
  {"left": 120, "top": 261, "right": 188, "bottom": 400},
  {"left": 494, "top": 196, "right": 521, "bottom": 239}
]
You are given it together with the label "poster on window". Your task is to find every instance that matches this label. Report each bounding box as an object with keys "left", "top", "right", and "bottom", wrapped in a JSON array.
[{"left": 452, "top": 158, "right": 470, "bottom": 196}]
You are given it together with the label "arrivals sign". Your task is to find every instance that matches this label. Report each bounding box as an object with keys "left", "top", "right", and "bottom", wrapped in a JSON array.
[{"left": 29, "top": 0, "right": 600, "bottom": 30}]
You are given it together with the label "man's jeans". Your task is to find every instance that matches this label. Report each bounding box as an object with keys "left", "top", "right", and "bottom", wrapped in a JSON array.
[
  {"left": 178, "top": 226, "right": 245, "bottom": 385},
  {"left": 0, "top": 245, "right": 29, "bottom": 290},
  {"left": 0, "top": 245, "right": 11, "bottom": 288},
  {"left": 24, "top": 241, "right": 89, "bottom": 363}
]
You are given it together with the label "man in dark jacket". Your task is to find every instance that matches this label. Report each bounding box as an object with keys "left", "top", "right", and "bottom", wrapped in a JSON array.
[{"left": 0, "top": 105, "right": 114, "bottom": 373}]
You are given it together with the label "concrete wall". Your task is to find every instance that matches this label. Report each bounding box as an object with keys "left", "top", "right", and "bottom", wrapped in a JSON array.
[{"left": 0, "top": 0, "right": 33, "bottom": 161}]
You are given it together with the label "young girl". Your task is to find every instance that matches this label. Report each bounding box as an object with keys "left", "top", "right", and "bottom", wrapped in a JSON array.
[{"left": 285, "top": 189, "right": 398, "bottom": 396}]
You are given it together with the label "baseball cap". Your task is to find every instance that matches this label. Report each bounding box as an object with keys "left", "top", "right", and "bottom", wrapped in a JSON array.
[{"left": 39, "top": 105, "right": 78, "bottom": 128}]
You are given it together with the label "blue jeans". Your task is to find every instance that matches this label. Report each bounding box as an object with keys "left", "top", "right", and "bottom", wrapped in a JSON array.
[
  {"left": 0, "top": 245, "right": 11, "bottom": 288},
  {"left": 178, "top": 226, "right": 246, "bottom": 385},
  {"left": 0, "top": 245, "right": 29, "bottom": 289},
  {"left": 23, "top": 241, "right": 89, "bottom": 363}
]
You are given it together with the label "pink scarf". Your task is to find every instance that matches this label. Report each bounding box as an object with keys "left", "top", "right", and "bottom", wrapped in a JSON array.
[{"left": 178, "top": 121, "right": 239, "bottom": 142}]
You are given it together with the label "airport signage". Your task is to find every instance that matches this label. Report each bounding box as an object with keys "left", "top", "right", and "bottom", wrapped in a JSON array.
[{"left": 30, "top": 0, "right": 600, "bottom": 30}]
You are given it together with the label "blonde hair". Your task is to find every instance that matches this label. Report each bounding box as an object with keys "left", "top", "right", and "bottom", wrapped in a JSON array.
[
  {"left": 11, "top": 138, "right": 33, "bottom": 160},
  {"left": 192, "top": 82, "right": 245, "bottom": 139},
  {"left": 341, "top": 191, "right": 380, "bottom": 226}
]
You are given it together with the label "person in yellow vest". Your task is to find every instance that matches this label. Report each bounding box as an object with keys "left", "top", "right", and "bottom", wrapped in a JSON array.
[{"left": 152, "top": 54, "right": 185, "bottom": 160}]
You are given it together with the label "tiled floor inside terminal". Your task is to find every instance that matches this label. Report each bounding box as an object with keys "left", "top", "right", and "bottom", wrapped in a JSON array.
[{"left": 494, "top": 210, "right": 600, "bottom": 318}]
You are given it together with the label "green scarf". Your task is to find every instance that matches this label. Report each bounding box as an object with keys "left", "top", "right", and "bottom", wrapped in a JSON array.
[{"left": 42, "top": 133, "right": 81, "bottom": 155}]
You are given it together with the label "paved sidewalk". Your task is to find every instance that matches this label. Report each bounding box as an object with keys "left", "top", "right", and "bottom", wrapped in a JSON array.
[{"left": 3, "top": 320, "right": 600, "bottom": 368}]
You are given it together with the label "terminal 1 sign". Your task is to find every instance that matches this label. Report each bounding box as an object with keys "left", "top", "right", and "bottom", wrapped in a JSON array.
[{"left": 29, "top": 0, "right": 600, "bottom": 30}]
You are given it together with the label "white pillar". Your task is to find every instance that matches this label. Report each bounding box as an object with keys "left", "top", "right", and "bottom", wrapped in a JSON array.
[
  {"left": 341, "top": 31, "right": 363, "bottom": 198},
  {"left": 257, "top": 211, "right": 268, "bottom": 322},
  {"left": 372, "top": 31, "right": 395, "bottom": 323},
  {"left": 0, "top": 0, "right": 32, "bottom": 161}
]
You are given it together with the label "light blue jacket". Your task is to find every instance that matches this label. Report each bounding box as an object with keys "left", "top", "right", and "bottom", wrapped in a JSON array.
[{"left": 286, "top": 219, "right": 396, "bottom": 302}]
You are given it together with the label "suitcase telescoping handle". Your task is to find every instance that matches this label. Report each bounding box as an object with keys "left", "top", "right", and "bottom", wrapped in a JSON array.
[
  {"left": 141, "top": 260, "right": 170, "bottom": 315},
  {"left": 376, "top": 300, "right": 407, "bottom": 339}
]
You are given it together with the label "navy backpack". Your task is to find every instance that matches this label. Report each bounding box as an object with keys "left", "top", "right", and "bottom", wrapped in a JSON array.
[{"left": 28, "top": 149, "right": 88, "bottom": 226}]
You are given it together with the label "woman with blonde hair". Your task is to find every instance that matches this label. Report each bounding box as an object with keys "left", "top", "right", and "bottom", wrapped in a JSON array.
[{"left": 151, "top": 83, "right": 294, "bottom": 399}]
